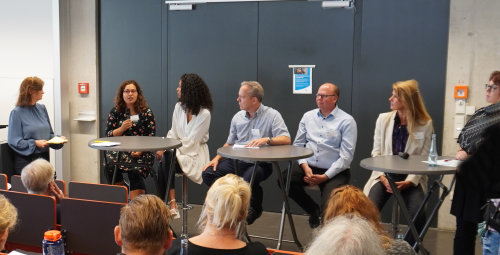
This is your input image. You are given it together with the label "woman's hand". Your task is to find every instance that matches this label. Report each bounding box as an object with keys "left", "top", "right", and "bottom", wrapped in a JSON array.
[
  {"left": 120, "top": 119, "right": 133, "bottom": 131},
  {"left": 35, "top": 140, "right": 49, "bottom": 148},
  {"left": 379, "top": 175, "right": 393, "bottom": 193},
  {"left": 113, "top": 119, "right": 133, "bottom": 136},
  {"left": 455, "top": 149, "right": 468, "bottom": 161},
  {"left": 156, "top": 150, "right": 165, "bottom": 161},
  {"left": 131, "top": 151, "right": 143, "bottom": 158}
]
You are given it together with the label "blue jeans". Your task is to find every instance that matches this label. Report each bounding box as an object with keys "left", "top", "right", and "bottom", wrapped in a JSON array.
[{"left": 483, "top": 229, "right": 500, "bottom": 255}]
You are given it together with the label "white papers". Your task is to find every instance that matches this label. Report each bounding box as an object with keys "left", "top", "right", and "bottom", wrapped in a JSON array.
[
  {"left": 47, "top": 136, "right": 68, "bottom": 144},
  {"left": 422, "top": 159, "right": 461, "bottom": 167},
  {"left": 90, "top": 141, "right": 121, "bottom": 147},
  {"left": 232, "top": 144, "right": 260, "bottom": 149}
]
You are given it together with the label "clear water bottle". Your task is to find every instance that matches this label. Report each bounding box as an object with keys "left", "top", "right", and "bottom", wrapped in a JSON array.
[
  {"left": 180, "top": 234, "right": 188, "bottom": 255},
  {"left": 42, "top": 230, "right": 64, "bottom": 255},
  {"left": 428, "top": 134, "right": 438, "bottom": 166}
]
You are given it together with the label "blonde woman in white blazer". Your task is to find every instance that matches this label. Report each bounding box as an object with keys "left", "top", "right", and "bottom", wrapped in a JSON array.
[
  {"left": 363, "top": 79, "right": 433, "bottom": 245},
  {"left": 156, "top": 73, "right": 213, "bottom": 218}
]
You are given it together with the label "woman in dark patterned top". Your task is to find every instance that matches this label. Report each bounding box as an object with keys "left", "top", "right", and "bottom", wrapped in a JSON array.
[{"left": 105, "top": 80, "right": 155, "bottom": 199}]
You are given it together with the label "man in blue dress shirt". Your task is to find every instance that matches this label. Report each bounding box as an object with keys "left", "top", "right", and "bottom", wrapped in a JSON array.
[
  {"left": 289, "top": 83, "right": 357, "bottom": 228},
  {"left": 202, "top": 81, "right": 291, "bottom": 224}
]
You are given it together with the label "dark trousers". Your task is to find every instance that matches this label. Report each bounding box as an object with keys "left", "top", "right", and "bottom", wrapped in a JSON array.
[
  {"left": 453, "top": 216, "right": 477, "bottom": 255},
  {"left": 202, "top": 158, "right": 272, "bottom": 211},
  {"left": 14, "top": 151, "right": 50, "bottom": 175},
  {"left": 157, "top": 150, "right": 182, "bottom": 201},
  {"left": 288, "top": 165, "right": 350, "bottom": 216},
  {"left": 368, "top": 177, "right": 426, "bottom": 245}
]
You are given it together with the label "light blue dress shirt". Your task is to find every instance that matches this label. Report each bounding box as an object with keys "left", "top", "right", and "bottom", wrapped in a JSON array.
[
  {"left": 227, "top": 104, "right": 290, "bottom": 145},
  {"left": 8, "top": 103, "right": 54, "bottom": 156},
  {"left": 294, "top": 107, "right": 357, "bottom": 178}
]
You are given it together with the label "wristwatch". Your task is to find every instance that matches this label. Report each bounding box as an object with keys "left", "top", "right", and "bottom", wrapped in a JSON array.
[{"left": 267, "top": 137, "right": 273, "bottom": 145}]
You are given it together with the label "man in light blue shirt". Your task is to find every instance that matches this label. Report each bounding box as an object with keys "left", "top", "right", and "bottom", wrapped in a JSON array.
[
  {"left": 289, "top": 83, "right": 357, "bottom": 228},
  {"left": 203, "top": 81, "right": 291, "bottom": 224}
]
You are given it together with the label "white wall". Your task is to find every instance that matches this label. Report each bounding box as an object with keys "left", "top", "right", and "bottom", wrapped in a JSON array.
[
  {"left": 439, "top": 0, "right": 500, "bottom": 230},
  {"left": 0, "top": 0, "right": 63, "bottom": 178}
]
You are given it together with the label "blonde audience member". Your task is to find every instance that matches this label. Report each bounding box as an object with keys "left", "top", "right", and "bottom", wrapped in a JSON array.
[
  {"left": 305, "top": 215, "right": 385, "bottom": 255},
  {"left": 114, "top": 194, "right": 172, "bottom": 255},
  {"left": 324, "top": 185, "right": 415, "bottom": 255},
  {"left": 167, "top": 174, "right": 268, "bottom": 255},
  {"left": 0, "top": 194, "right": 18, "bottom": 252}
]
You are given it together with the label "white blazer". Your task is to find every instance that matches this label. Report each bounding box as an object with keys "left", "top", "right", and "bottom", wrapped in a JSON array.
[
  {"left": 363, "top": 111, "right": 433, "bottom": 195},
  {"left": 167, "top": 103, "right": 211, "bottom": 184}
]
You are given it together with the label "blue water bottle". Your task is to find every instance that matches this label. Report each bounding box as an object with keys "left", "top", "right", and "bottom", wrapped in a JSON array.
[{"left": 43, "top": 230, "right": 65, "bottom": 255}]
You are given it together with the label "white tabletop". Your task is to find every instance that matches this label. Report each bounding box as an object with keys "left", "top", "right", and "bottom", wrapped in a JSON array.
[
  {"left": 88, "top": 136, "right": 181, "bottom": 152},
  {"left": 360, "top": 155, "right": 457, "bottom": 175},
  {"left": 217, "top": 145, "right": 313, "bottom": 162}
]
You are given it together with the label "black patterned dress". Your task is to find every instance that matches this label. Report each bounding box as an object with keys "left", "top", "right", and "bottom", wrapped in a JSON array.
[{"left": 104, "top": 107, "right": 156, "bottom": 189}]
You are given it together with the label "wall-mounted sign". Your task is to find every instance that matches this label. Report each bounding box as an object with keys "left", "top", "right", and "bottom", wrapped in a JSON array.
[{"left": 289, "top": 65, "right": 315, "bottom": 94}]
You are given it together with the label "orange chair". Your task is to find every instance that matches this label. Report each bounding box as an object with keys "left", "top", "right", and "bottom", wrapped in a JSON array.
[
  {"left": 268, "top": 248, "right": 305, "bottom": 255},
  {"left": 0, "top": 173, "right": 7, "bottom": 190},
  {"left": 10, "top": 175, "right": 66, "bottom": 196},
  {"left": 1, "top": 190, "right": 57, "bottom": 253},
  {"left": 68, "top": 181, "right": 128, "bottom": 203}
]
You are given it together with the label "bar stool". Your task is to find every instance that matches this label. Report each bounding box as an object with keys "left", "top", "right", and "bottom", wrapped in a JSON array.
[{"left": 162, "top": 151, "right": 192, "bottom": 253}]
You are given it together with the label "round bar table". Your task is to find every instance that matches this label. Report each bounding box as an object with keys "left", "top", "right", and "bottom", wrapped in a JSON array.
[
  {"left": 217, "top": 145, "right": 313, "bottom": 250},
  {"left": 88, "top": 136, "right": 181, "bottom": 198},
  {"left": 360, "top": 155, "right": 457, "bottom": 255}
]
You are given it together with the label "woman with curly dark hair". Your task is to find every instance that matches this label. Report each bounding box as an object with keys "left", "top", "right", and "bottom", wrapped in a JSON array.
[
  {"left": 157, "top": 73, "right": 213, "bottom": 217},
  {"left": 105, "top": 80, "right": 156, "bottom": 199}
]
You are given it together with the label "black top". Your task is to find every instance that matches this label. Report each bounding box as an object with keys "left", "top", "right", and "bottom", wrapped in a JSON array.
[{"left": 167, "top": 239, "right": 268, "bottom": 255}]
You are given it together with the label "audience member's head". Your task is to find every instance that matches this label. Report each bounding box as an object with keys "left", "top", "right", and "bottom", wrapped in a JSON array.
[
  {"left": 305, "top": 215, "right": 385, "bottom": 255},
  {"left": 198, "top": 174, "right": 251, "bottom": 231},
  {"left": 0, "top": 194, "right": 18, "bottom": 250},
  {"left": 21, "top": 158, "right": 54, "bottom": 194},
  {"left": 323, "top": 185, "right": 392, "bottom": 249},
  {"left": 114, "top": 194, "right": 172, "bottom": 255}
]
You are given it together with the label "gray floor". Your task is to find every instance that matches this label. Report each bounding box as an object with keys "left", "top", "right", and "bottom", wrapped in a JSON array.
[{"left": 170, "top": 204, "right": 482, "bottom": 254}]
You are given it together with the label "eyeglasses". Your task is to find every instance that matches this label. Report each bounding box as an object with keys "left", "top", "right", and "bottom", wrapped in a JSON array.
[
  {"left": 316, "top": 94, "right": 336, "bottom": 99},
  {"left": 485, "top": 84, "right": 499, "bottom": 91},
  {"left": 123, "top": 89, "right": 137, "bottom": 94}
]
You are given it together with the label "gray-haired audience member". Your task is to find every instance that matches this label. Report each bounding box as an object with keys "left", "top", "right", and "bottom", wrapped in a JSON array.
[
  {"left": 0, "top": 194, "right": 18, "bottom": 251},
  {"left": 305, "top": 215, "right": 385, "bottom": 255},
  {"left": 21, "top": 158, "right": 63, "bottom": 200},
  {"left": 167, "top": 174, "right": 268, "bottom": 255},
  {"left": 114, "top": 194, "right": 173, "bottom": 255}
]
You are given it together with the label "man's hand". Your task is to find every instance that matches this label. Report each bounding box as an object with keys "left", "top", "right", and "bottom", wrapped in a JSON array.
[
  {"left": 246, "top": 138, "right": 269, "bottom": 147},
  {"left": 49, "top": 181, "right": 64, "bottom": 201},
  {"left": 301, "top": 164, "right": 313, "bottom": 181},
  {"left": 156, "top": 150, "right": 165, "bottom": 161},
  {"left": 203, "top": 157, "right": 220, "bottom": 171},
  {"left": 304, "top": 174, "right": 328, "bottom": 186},
  {"left": 35, "top": 140, "right": 49, "bottom": 148}
]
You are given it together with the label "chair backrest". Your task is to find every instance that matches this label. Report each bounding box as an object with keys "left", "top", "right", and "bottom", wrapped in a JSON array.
[
  {"left": 1, "top": 190, "right": 57, "bottom": 250},
  {"left": 69, "top": 181, "right": 128, "bottom": 203},
  {"left": 267, "top": 248, "right": 304, "bottom": 255},
  {"left": 0, "top": 173, "right": 7, "bottom": 189},
  {"left": 61, "top": 197, "right": 125, "bottom": 255},
  {"left": 10, "top": 175, "right": 66, "bottom": 196}
]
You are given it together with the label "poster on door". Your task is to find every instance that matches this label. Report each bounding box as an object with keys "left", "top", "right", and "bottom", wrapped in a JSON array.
[{"left": 289, "top": 65, "right": 315, "bottom": 94}]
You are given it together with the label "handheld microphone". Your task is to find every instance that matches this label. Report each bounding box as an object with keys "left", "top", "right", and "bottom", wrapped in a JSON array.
[{"left": 398, "top": 152, "right": 409, "bottom": 159}]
